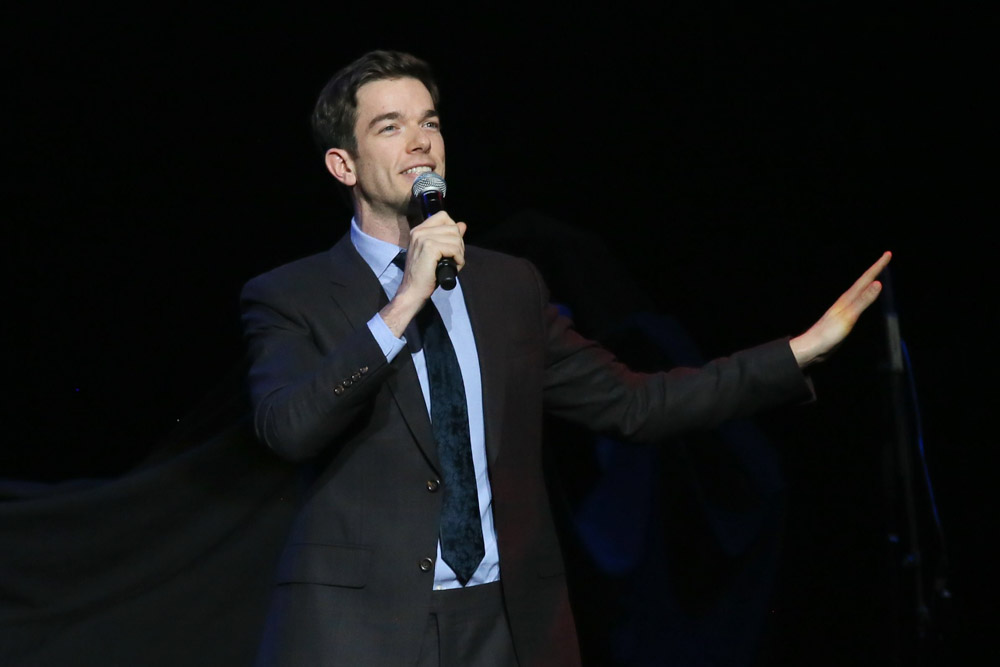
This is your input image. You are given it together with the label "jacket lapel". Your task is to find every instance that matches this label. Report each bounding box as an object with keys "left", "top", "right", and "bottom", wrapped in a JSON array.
[
  {"left": 326, "top": 236, "right": 440, "bottom": 474},
  {"left": 458, "top": 255, "right": 506, "bottom": 466}
]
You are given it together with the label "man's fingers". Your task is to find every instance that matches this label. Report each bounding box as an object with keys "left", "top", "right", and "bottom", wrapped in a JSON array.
[
  {"left": 834, "top": 251, "right": 891, "bottom": 314},
  {"left": 851, "top": 251, "right": 892, "bottom": 295},
  {"left": 790, "top": 252, "right": 892, "bottom": 367},
  {"left": 406, "top": 216, "right": 467, "bottom": 283},
  {"left": 862, "top": 279, "right": 884, "bottom": 305},
  {"left": 842, "top": 280, "right": 883, "bottom": 326}
]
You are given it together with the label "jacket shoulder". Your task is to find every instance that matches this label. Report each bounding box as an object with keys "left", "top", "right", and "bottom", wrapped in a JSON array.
[
  {"left": 465, "top": 244, "right": 541, "bottom": 282},
  {"left": 243, "top": 250, "right": 333, "bottom": 294}
]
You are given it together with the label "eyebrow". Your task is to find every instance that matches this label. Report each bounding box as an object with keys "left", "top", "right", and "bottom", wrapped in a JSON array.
[{"left": 366, "top": 109, "right": 439, "bottom": 130}]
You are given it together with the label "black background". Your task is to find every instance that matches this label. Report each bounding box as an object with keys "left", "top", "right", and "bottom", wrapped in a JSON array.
[{"left": 2, "top": 3, "right": 994, "bottom": 664}]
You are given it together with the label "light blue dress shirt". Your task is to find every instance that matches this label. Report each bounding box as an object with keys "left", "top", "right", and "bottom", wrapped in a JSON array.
[{"left": 350, "top": 219, "right": 500, "bottom": 590}]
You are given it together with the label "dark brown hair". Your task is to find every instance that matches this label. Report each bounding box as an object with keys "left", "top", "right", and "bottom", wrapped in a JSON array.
[{"left": 311, "top": 50, "right": 440, "bottom": 155}]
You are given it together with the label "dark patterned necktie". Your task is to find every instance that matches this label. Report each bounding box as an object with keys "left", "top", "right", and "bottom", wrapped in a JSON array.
[{"left": 394, "top": 252, "right": 484, "bottom": 585}]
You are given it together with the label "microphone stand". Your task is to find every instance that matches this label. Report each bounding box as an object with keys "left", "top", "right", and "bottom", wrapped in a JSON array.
[{"left": 879, "top": 265, "right": 950, "bottom": 665}]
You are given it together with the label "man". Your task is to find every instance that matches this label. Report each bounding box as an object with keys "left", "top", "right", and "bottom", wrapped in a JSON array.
[{"left": 240, "top": 50, "right": 891, "bottom": 666}]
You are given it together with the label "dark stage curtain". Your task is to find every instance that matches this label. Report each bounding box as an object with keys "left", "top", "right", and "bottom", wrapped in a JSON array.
[{"left": 0, "top": 413, "right": 297, "bottom": 666}]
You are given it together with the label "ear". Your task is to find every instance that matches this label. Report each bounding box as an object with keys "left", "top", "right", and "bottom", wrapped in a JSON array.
[{"left": 325, "top": 148, "right": 357, "bottom": 187}]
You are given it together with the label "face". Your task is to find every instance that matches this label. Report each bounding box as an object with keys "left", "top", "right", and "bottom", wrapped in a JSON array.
[{"left": 332, "top": 77, "right": 445, "bottom": 222}]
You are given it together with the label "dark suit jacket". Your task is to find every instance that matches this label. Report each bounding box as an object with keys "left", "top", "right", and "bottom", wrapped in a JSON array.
[{"left": 240, "top": 234, "right": 812, "bottom": 666}]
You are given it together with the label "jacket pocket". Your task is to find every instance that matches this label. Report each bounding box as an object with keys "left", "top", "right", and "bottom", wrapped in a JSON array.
[{"left": 276, "top": 542, "right": 373, "bottom": 588}]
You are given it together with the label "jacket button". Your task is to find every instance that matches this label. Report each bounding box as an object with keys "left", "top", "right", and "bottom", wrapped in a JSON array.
[
  {"left": 426, "top": 479, "right": 440, "bottom": 492},
  {"left": 343, "top": 378, "right": 353, "bottom": 388},
  {"left": 351, "top": 372, "right": 362, "bottom": 381},
  {"left": 333, "top": 386, "right": 344, "bottom": 396},
  {"left": 360, "top": 366, "right": 369, "bottom": 374},
  {"left": 419, "top": 557, "right": 434, "bottom": 572}
]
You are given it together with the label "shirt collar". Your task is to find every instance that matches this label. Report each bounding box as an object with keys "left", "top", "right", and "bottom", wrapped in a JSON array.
[{"left": 350, "top": 218, "right": 404, "bottom": 279}]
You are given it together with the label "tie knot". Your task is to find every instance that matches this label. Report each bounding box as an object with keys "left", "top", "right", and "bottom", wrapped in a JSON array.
[{"left": 392, "top": 250, "right": 407, "bottom": 270}]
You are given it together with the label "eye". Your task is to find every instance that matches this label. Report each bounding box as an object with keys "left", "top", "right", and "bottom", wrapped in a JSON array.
[
  {"left": 423, "top": 120, "right": 440, "bottom": 130},
  {"left": 378, "top": 124, "right": 398, "bottom": 134}
]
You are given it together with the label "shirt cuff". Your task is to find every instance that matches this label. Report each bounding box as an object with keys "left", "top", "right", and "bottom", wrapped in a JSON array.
[{"left": 367, "top": 314, "right": 407, "bottom": 362}]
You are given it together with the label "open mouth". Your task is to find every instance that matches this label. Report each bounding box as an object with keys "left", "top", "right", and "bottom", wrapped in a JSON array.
[{"left": 401, "top": 165, "right": 434, "bottom": 176}]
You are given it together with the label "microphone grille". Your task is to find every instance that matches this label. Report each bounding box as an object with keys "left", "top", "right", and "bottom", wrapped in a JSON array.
[{"left": 411, "top": 172, "right": 446, "bottom": 198}]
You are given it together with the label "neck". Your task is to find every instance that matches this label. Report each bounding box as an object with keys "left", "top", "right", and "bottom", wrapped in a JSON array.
[{"left": 354, "top": 204, "right": 414, "bottom": 247}]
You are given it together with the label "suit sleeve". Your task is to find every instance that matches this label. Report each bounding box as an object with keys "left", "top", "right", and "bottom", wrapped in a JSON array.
[
  {"left": 528, "top": 262, "right": 814, "bottom": 442},
  {"left": 240, "top": 273, "right": 392, "bottom": 462}
]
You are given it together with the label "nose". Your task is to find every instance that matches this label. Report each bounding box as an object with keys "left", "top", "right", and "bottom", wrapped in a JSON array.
[{"left": 408, "top": 126, "right": 432, "bottom": 153}]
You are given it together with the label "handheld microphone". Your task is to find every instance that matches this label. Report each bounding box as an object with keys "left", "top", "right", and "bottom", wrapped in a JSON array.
[{"left": 411, "top": 172, "right": 456, "bottom": 290}]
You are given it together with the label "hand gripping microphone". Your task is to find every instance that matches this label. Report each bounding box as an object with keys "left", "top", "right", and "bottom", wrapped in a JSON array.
[{"left": 411, "top": 172, "right": 457, "bottom": 291}]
